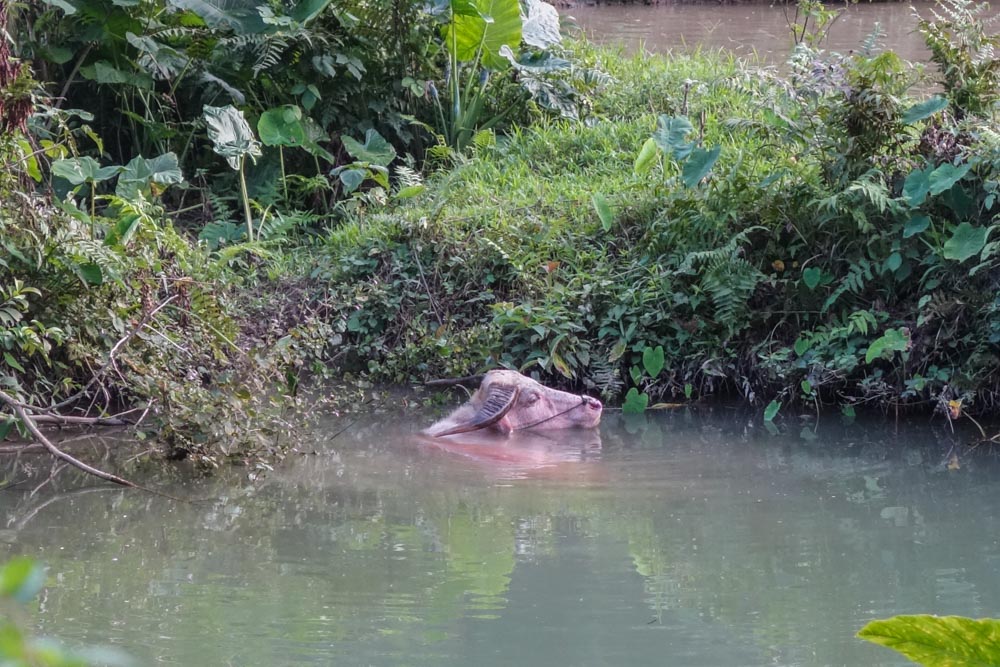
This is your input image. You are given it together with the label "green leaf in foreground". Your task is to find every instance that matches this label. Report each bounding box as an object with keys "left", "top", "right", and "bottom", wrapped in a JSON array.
[
  {"left": 904, "top": 214, "right": 931, "bottom": 239},
  {"left": 622, "top": 387, "right": 649, "bottom": 414},
  {"left": 942, "top": 223, "right": 988, "bottom": 262},
  {"left": 341, "top": 128, "right": 396, "bottom": 167},
  {"left": 641, "top": 345, "right": 664, "bottom": 379},
  {"left": 0, "top": 557, "right": 46, "bottom": 603},
  {"left": 652, "top": 114, "right": 694, "bottom": 158},
  {"left": 903, "top": 164, "right": 933, "bottom": 206},
  {"left": 866, "top": 328, "right": 910, "bottom": 364},
  {"left": 929, "top": 162, "right": 972, "bottom": 196},
  {"left": 857, "top": 614, "right": 1000, "bottom": 667},
  {"left": 634, "top": 137, "right": 658, "bottom": 175},
  {"left": 902, "top": 96, "right": 948, "bottom": 124},
  {"left": 203, "top": 104, "right": 262, "bottom": 170},
  {"left": 258, "top": 105, "right": 307, "bottom": 147},
  {"left": 802, "top": 267, "right": 822, "bottom": 290},
  {"left": 681, "top": 145, "right": 721, "bottom": 188},
  {"left": 51, "top": 157, "right": 120, "bottom": 185},
  {"left": 763, "top": 399, "right": 781, "bottom": 422},
  {"left": 592, "top": 193, "right": 614, "bottom": 231}
]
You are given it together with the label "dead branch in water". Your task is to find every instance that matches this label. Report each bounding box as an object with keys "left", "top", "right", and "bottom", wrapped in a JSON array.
[
  {"left": 0, "top": 389, "right": 139, "bottom": 488},
  {"left": 30, "top": 414, "right": 130, "bottom": 426},
  {"left": 424, "top": 374, "right": 484, "bottom": 387}
]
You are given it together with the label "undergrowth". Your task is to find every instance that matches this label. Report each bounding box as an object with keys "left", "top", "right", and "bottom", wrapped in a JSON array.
[{"left": 315, "top": 31, "right": 1000, "bottom": 417}]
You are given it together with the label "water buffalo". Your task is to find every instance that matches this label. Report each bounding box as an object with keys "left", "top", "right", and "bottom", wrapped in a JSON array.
[{"left": 423, "top": 370, "right": 603, "bottom": 437}]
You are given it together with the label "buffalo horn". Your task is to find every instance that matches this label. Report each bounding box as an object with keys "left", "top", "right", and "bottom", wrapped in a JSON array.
[{"left": 433, "top": 385, "right": 519, "bottom": 436}]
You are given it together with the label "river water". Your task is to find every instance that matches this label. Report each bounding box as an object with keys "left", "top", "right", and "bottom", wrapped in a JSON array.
[
  {"left": 567, "top": 0, "right": 942, "bottom": 63},
  {"left": 3, "top": 409, "right": 999, "bottom": 665}
]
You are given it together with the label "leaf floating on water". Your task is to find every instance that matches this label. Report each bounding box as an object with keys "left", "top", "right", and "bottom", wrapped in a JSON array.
[{"left": 947, "top": 454, "right": 961, "bottom": 471}]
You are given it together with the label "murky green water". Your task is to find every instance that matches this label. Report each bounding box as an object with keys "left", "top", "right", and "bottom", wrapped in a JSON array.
[
  {"left": 567, "top": 0, "right": 945, "bottom": 63},
  {"left": 3, "top": 409, "right": 1000, "bottom": 665}
]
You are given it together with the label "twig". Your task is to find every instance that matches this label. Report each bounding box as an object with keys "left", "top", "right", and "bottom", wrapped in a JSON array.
[
  {"left": 964, "top": 411, "right": 988, "bottom": 440},
  {"left": 425, "top": 374, "right": 485, "bottom": 387},
  {"left": 30, "top": 462, "right": 67, "bottom": 499},
  {"left": 0, "top": 443, "right": 45, "bottom": 454},
  {"left": 411, "top": 247, "right": 444, "bottom": 328},
  {"left": 0, "top": 389, "right": 139, "bottom": 488},
  {"left": 30, "top": 415, "right": 130, "bottom": 427},
  {"left": 32, "top": 296, "right": 177, "bottom": 415}
]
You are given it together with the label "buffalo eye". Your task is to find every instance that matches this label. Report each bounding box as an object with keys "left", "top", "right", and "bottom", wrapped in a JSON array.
[{"left": 524, "top": 392, "right": 540, "bottom": 405}]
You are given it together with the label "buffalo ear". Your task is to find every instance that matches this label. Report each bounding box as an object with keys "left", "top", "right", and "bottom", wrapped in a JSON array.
[{"left": 432, "top": 385, "right": 519, "bottom": 437}]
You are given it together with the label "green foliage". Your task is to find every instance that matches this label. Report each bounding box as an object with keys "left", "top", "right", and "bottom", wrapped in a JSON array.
[
  {"left": 303, "top": 30, "right": 1000, "bottom": 415},
  {"left": 858, "top": 615, "right": 1000, "bottom": 667},
  {"left": 622, "top": 386, "right": 648, "bottom": 414},
  {"left": 0, "top": 558, "right": 131, "bottom": 666},
  {"left": 917, "top": 0, "right": 1000, "bottom": 117}
]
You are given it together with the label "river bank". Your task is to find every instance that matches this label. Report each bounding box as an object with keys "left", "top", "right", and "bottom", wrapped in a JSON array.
[{"left": 3, "top": 0, "right": 1000, "bottom": 463}]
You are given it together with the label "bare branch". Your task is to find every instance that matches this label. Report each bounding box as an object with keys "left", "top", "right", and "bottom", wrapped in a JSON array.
[{"left": 0, "top": 389, "right": 138, "bottom": 488}]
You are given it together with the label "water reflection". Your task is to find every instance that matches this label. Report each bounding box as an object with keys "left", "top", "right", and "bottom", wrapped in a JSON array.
[
  {"left": 1, "top": 410, "right": 999, "bottom": 665},
  {"left": 415, "top": 428, "right": 603, "bottom": 480}
]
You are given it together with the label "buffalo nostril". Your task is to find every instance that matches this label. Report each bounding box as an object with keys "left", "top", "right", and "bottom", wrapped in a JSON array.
[{"left": 584, "top": 397, "right": 602, "bottom": 410}]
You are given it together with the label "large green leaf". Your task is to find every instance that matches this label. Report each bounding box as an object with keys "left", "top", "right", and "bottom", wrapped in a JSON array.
[
  {"left": 634, "top": 138, "right": 658, "bottom": 175},
  {"left": 929, "top": 162, "right": 972, "bottom": 196},
  {"left": 802, "top": 267, "right": 822, "bottom": 290},
  {"left": 165, "top": 0, "right": 249, "bottom": 30},
  {"left": 942, "top": 222, "right": 988, "bottom": 262},
  {"left": 763, "top": 399, "right": 781, "bottom": 422},
  {"left": 681, "top": 145, "right": 721, "bottom": 188},
  {"left": 81, "top": 61, "right": 154, "bottom": 89},
  {"left": 591, "top": 193, "right": 614, "bottom": 231},
  {"left": 341, "top": 129, "right": 396, "bottom": 167},
  {"left": 641, "top": 345, "right": 665, "bottom": 379},
  {"left": 116, "top": 152, "right": 183, "bottom": 198},
  {"left": 903, "top": 214, "right": 931, "bottom": 238},
  {"left": 903, "top": 164, "right": 933, "bottom": 207},
  {"left": 301, "top": 117, "right": 336, "bottom": 163},
  {"left": 258, "top": 105, "right": 308, "bottom": 147},
  {"left": 203, "top": 105, "right": 262, "bottom": 170},
  {"left": 521, "top": 0, "right": 561, "bottom": 48},
  {"left": 51, "top": 157, "right": 120, "bottom": 185},
  {"left": 443, "top": 0, "right": 522, "bottom": 69},
  {"left": 40, "top": 0, "right": 77, "bottom": 15},
  {"left": 858, "top": 615, "right": 1000, "bottom": 667},
  {"left": 622, "top": 387, "right": 649, "bottom": 414},
  {"left": 652, "top": 115, "right": 694, "bottom": 159},
  {"left": 335, "top": 167, "right": 367, "bottom": 193},
  {"left": 902, "top": 96, "right": 948, "bottom": 124},
  {"left": 866, "top": 328, "right": 910, "bottom": 364},
  {"left": 289, "top": 0, "right": 334, "bottom": 23}
]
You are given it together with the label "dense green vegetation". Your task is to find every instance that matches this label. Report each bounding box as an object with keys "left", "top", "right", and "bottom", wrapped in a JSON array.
[{"left": 3, "top": 0, "right": 1000, "bottom": 462}]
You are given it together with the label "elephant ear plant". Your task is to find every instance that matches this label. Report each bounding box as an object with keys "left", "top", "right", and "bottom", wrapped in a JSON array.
[
  {"left": 435, "top": 0, "right": 522, "bottom": 151},
  {"left": 204, "top": 104, "right": 262, "bottom": 241}
]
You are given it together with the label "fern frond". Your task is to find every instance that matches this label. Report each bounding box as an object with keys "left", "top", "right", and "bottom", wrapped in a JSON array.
[{"left": 822, "top": 259, "right": 874, "bottom": 313}]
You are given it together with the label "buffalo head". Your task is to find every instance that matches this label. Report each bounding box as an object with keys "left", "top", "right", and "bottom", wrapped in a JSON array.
[{"left": 423, "top": 370, "right": 602, "bottom": 437}]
